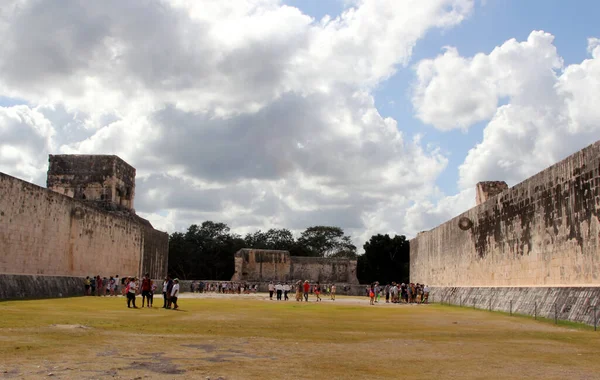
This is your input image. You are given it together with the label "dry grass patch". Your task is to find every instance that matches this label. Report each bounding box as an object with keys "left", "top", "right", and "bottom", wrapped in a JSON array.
[{"left": 0, "top": 294, "right": 599, "bottom": 379}]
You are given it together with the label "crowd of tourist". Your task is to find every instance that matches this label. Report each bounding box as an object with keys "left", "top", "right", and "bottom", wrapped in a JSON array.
[
  {"left": 188, "top": 281, "right": 259, "bottom": 294},
  {"left": 84, "top": 274, "right": 181, "bottom": 310},
  {"left": 83, "top": 274, "right": 429, "bottom": 309},
  {"left": 366, "top": 282, "right": 430, "bottom": 305}
]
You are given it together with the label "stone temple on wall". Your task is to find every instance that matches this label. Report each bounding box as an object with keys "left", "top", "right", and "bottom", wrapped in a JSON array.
[
  {"left": 0, "top": 155, "right": 168, "bottom": 299},
  {"left": 410, "top": 140, "right": 600, "bottom": 325}
]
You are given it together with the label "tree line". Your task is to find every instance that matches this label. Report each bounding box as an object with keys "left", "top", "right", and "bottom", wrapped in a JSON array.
[{"left": 168, "top": 221, "right": 409, "bottom": 285}]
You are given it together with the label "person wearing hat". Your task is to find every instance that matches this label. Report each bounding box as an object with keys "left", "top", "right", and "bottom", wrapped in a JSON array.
[
  {"left": 170, "top": 278, "right": 180, "bottom": 310},
  {"left": 302, "top": 280, "right": 310, "bottom": 302}
]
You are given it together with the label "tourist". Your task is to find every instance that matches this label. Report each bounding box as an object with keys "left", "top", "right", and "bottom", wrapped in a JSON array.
[
  {"left": 166, "top": 276, "right": 174, "bottom": 309},
  {"left": 140, "top": 273, "right": 152, "bottom": 308},
  {"left": 90, "top": 275, "right": 96, "bottom": 295},
  {"left": 391, "top": 283, "right": 399, "bottom": 303},
  {"left": 268, "top": 281, "right": 275, "bottom": 300},
  {"left": 423, "top": 284, "right": 430, "bottom": 304},
  {"left": 283, "top": 282, "right": 290, "bottom": 301},
  {"left": 374, "top": 282, "right": 381, "bottom": 303},
  {"left": 114, "top": 275, "right": 119, "bottom": 295},
  {"left": 314, "top": 282, "right": 322, "bottom": 302},
  {"left": 275, "top": 282, "right": 283, "bottom": 300},
  {"left": 170, "top": 278, "right": 180, "bottom": 310},
  {"left": 126, "top": 277, "right": 138, "bottom": 308},
  {"left": 96, "top": 275, "right": 103, "bottom": 297},
  {"left": 303, "top": 280, "right": 310, "bottom": 302},
  {"left": 162, "top": 277, "right": 169, "bottom": 308},
  {"left": 84, "top": 276, "right": 91, "bottom": 295},
  {"left": 385, "top": 284, "right": 390, "bottom": 303},
  {"left": 369, "top": 286, "right": 375, "bottom": 305},
  {"left": 295, "top": 281, "right": 302, "bottom": 301},
  {"left": 331, "top": 284, "right": 336, "bottom": 301}
]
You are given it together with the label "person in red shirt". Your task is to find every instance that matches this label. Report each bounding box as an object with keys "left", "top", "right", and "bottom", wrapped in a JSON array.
[
  {"left": 303, "top": 280, "right": 310, "bottom": 302},
  {"left": 140, "top": 273, "right": 152, "bottom": 308}
]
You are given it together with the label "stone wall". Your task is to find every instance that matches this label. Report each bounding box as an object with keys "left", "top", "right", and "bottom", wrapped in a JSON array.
[
  {"left": 0, "top": 274, "right": 84, "bottom": 300},
  {"left": 0, "top": 171, "right": 167, "bottom": 279},
  {"left": 47, "top": 154, "right": 136, "bottom": 210},
  {"left": 429, "top": 287, "right": 600, "bottom": 326},
  {"left": 411, "top": 141, "right": 600, "bottom": 287},
  {"left": 290, "top": 256, "right": 359, "bottom": 284},
  {"left": 231, "top": 248, "right": 359, "bottom": 284},
  {"left": 231, "top": 249, "right": 291, "bottom": 282}
]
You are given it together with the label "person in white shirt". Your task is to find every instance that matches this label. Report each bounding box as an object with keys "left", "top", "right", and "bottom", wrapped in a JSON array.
[
  {"left": 170, "top": 278, "right": 180, "bottom": 310},
  {"left": 331, "top": 284, "right": 336, "bottom": 301},
  {"left": 268, "top": 282, "right": 275, "bottom": 300},
  {"left": 126, "top": 277, "right": 138, "bottom": 308},
  {"left": 423, "top": 285, "right": 430, "bottom": 304},
  {"left": 283, "top": 282, "right": 290, "bottom": 301},
  {"left": 275, "top": 282, "right": 283, "bottom": 301}
]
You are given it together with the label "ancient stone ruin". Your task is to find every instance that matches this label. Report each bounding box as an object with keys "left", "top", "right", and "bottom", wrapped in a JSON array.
[
  {"left": 231, "top": 248, "right": 359, "bottom": 284},
  {"left": 410, "top": 140, "right": 600, "bottom": 325},
  {"left": 0, "top": 155, "right": 168, "bottom": 299}
]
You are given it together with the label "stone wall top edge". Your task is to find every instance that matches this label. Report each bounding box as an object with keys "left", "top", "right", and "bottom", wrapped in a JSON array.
[
  {"left": 410, "top": 139, "right": 600, "bottom": 241},
  {"left": 48, "top": 154, "right": 134, "bottom": 170},
  {"left": 0, "top": 171, "right": 156, "bottom": 231}
]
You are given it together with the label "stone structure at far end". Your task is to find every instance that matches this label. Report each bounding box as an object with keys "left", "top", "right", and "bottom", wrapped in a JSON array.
[
  {"left": 475, "top": 181, "right": 508, "bottom": 206},
  {"left": 231, "top": 248, "right": 359, "bottom": 284}
]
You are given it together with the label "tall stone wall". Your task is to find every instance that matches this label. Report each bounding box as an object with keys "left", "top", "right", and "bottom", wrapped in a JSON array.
[
  {"left": 231, "top": 248, "right": 359, "bottom": 284},
  {"left": 0, "top": 172, "right": 167, "bottom": 279},
  {"left": 411, "top": 141, "right": 600, "bottom": 287}
]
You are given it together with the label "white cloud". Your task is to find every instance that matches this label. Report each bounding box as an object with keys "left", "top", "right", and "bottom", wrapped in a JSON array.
[
  {"left": 0, "top": 0, "right": 475, "bottom": 246},
  {"left": 0, "top": 105, "right": 54, "bottom": 183},
  {"left": 413, "top": 31, "right": 600, "bottom": 191},
  {"left": 412, "top": 31, "right": 562, "bottom": 131}
]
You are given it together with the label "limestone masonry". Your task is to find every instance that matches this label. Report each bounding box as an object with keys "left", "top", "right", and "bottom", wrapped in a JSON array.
[
  {"left": 411, "top": 141, "right": 600, "bottom": 287},
  {"left": 0, "top": 155, "right": 168, "bottom": 281},
  {"left": 231, "top": 248, "right": 359, "bottom": 284}
]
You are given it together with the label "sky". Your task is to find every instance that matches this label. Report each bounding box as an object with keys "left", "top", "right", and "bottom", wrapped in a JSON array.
[{"left": 1, "top": 0, "right": 599, "bottom": 248}]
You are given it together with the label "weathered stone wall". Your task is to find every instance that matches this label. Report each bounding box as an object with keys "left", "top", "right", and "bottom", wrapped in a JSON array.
[
  {"left": 0, "top": 171, "right": 167, "bottom": 279},
  {"left": 47, "top": 155, "right": 136, "bottom": 210},
  {"left": 231, "top": 249, "right": 359, "bottom": 284},
  {"left": 140, "top": 225, "right": 169, "bottom": 279},
  {"left": 0, "top": 274, "right": 84, "bottom": 300},
  {"left": 429, "top": 287, "right": 600, "bottom": 326},
  {"left": 411, "top": 141, "right": 600, "bottom": 286},
  {"left": 290, "top": 257, "right": 359, "bottom": 284},
  {"left": 231, "top": 249, "right": 291, "bottom": 282}
]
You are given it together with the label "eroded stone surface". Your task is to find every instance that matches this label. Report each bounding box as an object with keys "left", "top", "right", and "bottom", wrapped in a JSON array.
[{"left": 411, "top": 140, "right": 600, "bottom": 287}]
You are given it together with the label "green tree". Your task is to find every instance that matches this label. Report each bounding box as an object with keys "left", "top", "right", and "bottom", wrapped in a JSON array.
[
  {"left": 357, "top": 234, "right": 409, "bottom": 284},
  {"left": 244, "top": 228, "right": 295, "bottom": 251},
  {"left": 168, "top": 221, "right": 245, "bottom": 280},
  {"left": 296, "top": 226, "right": 357, "bottom": 257}
]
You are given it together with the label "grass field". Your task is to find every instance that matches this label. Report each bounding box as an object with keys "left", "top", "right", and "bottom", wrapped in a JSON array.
[{"left": 1, "top": 294, "right": 599, "bottom": 379}]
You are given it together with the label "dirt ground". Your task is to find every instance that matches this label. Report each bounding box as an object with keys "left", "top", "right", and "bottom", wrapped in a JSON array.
[{"left": 1, "top": 293, "right": 599, "bottom": 379}]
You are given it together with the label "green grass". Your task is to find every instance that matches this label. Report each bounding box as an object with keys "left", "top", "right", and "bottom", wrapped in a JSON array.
[{"left": 0, "top": 295, "right": 599, "bottom": 379}]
